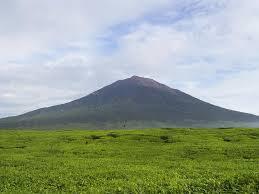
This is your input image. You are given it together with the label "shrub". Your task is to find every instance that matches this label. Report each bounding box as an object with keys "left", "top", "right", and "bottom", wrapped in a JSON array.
[
  {"left": 223, "top": 137, "right": 232, "bottom": 142},
  {"left": 89, "top": 135, "right": 101, "bottom": 140},
  {"left": 160, "top": 135, "right": 170, "bottom": 143},
  {"left": 107, "top": 133, "right": 119, "bottom": 138}
]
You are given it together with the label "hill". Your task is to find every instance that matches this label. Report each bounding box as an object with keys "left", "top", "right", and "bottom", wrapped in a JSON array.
[{"left": 0, "top": 76, "right": 258, "bottom": 129}]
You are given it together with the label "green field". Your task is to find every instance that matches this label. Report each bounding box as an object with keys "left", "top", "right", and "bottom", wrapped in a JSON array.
[{"left": 0, "top": 128, "right": 258, "bottom": 193}]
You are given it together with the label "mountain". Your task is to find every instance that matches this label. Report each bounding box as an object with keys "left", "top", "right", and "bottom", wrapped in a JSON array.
[{"left": 0, "top": 76, "right": 259, "bottom": 129}]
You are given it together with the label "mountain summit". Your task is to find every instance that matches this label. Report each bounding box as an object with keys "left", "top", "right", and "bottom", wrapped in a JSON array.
[
  {"left": 0, "top": 76, "right": 258, "bottom": 129},
  {"left": 122, "top": 75, "right": 169, "bottom": 89}
]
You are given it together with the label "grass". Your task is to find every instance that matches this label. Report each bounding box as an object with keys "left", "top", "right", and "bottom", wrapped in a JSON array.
[{"left": 0, "top": 128, "right": 258, "bottom": 193}]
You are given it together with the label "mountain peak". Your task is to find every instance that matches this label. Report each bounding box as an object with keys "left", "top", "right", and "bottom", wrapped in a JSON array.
[
  {"left": 129, "top": 75, "right": 148, "bottom": 80},
  {"left": 125, "top": 75, "right": 168, "bottom": 89},
  {"left": 130, "top": 75, "right": 141, "bottom": 79}
]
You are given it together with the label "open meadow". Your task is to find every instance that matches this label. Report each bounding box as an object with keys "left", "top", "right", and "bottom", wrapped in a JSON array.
[{"left": 0, "top": 128, "right": 258, "bottom": 193}]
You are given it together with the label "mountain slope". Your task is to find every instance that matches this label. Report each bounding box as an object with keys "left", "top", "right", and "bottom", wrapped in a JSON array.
[{"left": 0, "top": 76, "right": 259, "bottom": 129}]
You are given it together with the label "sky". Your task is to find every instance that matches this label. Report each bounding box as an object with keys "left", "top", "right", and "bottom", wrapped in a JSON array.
[{"left": 1, "top": 0, "right": 259, "bottom": 118}]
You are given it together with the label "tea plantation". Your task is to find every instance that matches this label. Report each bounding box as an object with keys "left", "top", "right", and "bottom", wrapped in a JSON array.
[{"left": 0, "top": 128, "right": 258, "bottom": 193}]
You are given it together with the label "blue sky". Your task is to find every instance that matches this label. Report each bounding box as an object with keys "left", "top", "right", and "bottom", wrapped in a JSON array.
[{"left": 1, "top": 0, "right": 259, "bottom": 117}]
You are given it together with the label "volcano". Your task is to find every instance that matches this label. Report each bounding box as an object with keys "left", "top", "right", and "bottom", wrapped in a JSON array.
[{"left": 0, "top": 76, "right": 258, "bottom": 129}]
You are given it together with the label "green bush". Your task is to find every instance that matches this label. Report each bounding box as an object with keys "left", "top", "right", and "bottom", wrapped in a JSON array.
[{"left": 107, "top": 133, "right": 119, "bottom": 138}]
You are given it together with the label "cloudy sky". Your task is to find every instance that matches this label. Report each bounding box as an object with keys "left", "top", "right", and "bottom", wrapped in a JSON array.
[{"left": 1, "top": 0, "right": 259, "bottom": 118}]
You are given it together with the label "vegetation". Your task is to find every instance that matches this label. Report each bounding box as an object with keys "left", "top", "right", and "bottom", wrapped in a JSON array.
[{"left": 0, "top": 128, "right": 258, "bottom": 193}]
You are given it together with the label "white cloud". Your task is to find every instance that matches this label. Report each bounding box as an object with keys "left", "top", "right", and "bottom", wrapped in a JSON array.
[
  {"left": 1, "top": 0, "right": 259, "bottom": 117},
  {"left": 186, "top": 69, "right": 259, "bottom": 115},
  {"left": 0, "top": 0, "right": 171, "bottom": 61}
]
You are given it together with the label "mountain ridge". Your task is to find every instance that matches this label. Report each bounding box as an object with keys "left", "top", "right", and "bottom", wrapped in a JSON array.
[{"left": 0, "top": 76, "right": 258, "bottom": 129}]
